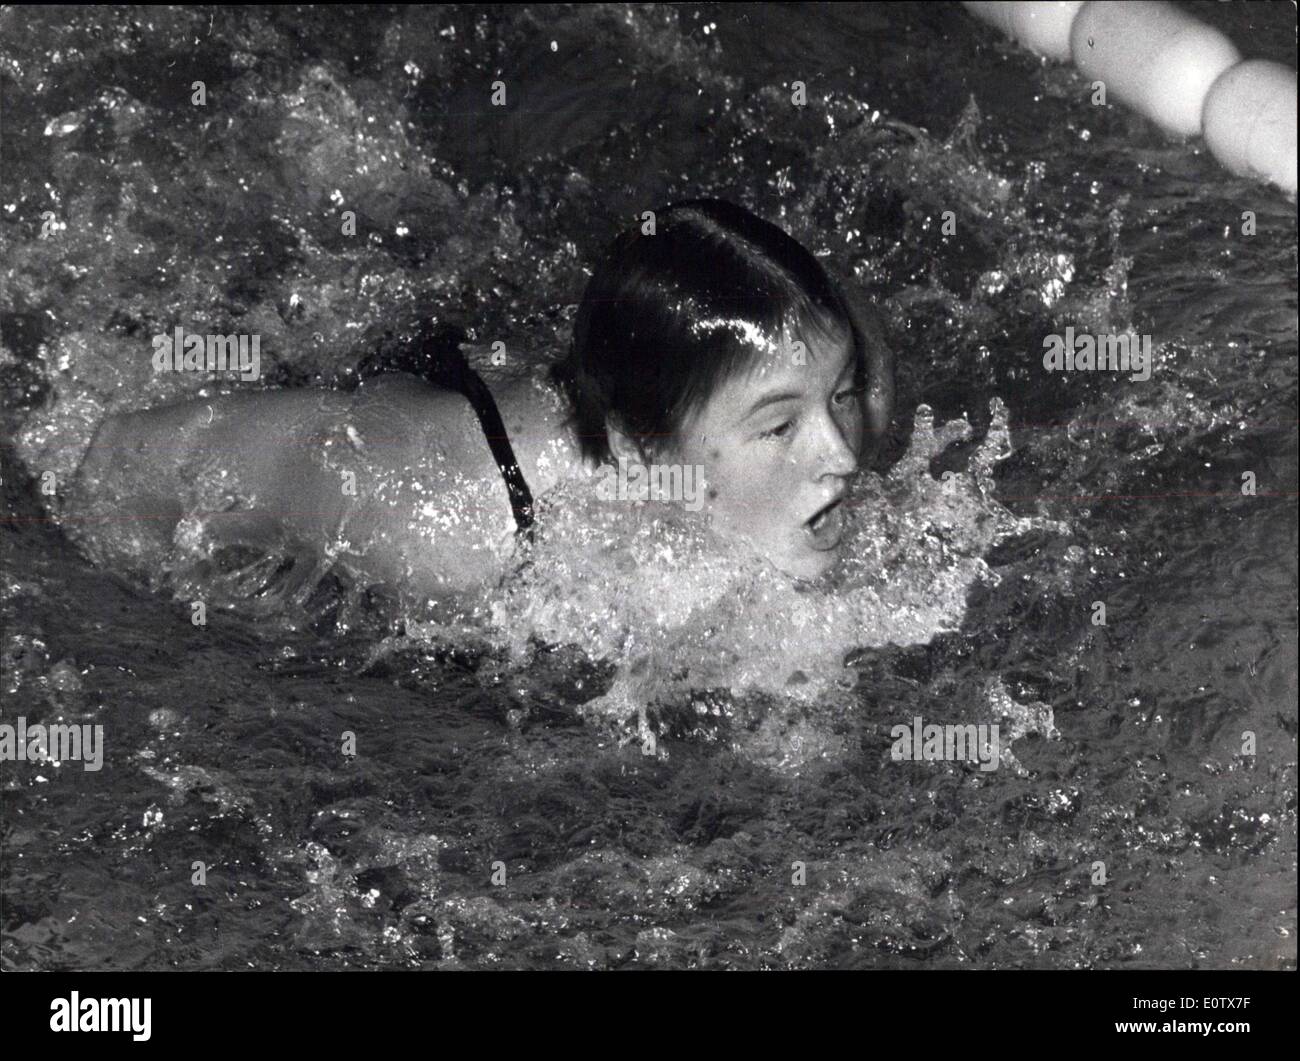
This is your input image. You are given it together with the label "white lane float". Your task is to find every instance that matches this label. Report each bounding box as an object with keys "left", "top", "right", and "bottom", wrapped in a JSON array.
[
  {"left": 1201, "top": 59, "right": 1298, "bottom": 195},
  {"left": 963, "top": 1, "right": 1083, "bottom": 61},
  {"left": 962, "top": 0, "right": 1296, "bottom": 195}
]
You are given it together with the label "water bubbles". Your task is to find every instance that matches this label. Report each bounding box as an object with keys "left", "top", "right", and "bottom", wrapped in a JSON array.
[
  {"left": 47, "top": 660, "right": 82, "bottom": 693},
  {"left": 44, "top": 110, "right": 85, "bottom": 137},
  {"left": 148, "top": 708, "right": 180, "bottom": 730}
]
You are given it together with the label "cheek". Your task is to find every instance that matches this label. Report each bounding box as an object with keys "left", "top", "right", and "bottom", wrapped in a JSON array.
[
  {"left": 705, "top": 450, "right": 723, "bottom": 500},
  {"left": 702, "top": 452, "right": 788, "bottom": 518},
  {"left": 686, "top": 434, "right": 792, "bottom": 520}
]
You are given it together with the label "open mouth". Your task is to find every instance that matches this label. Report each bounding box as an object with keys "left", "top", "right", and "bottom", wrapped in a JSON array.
[{"left": 803, "top": 497, "right": 845, "bottom": 549}]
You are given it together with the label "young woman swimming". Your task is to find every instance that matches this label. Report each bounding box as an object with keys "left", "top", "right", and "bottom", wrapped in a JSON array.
[{"left": 68, "top": 199, "right": 894, "bottom": 603}]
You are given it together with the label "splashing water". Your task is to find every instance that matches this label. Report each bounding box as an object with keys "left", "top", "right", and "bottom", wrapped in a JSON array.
[{"left": 376, "top": 398, "right": 1067, "bottom": 767}]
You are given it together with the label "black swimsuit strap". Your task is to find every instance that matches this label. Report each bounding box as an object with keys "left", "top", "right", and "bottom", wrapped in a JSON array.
[
  {"left": 453, "top": 363, "right": 536, "bottom": 536},
  {"left": 357, "top": 322, "right": 535, "bottom": 536}
]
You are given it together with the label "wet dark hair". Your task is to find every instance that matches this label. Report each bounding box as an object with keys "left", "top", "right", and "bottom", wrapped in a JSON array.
[{"left": 552, "top": 198, "right": 881, "bottom": 465}]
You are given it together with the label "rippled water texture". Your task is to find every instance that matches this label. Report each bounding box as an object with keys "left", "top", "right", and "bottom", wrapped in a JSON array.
[{"left": 2, "top": 4, "right": 1296, "bottom": 969}]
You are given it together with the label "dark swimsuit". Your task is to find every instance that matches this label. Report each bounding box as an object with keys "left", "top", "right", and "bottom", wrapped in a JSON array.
[
  {"left": 356, "top": 322, "right": 535, "bottom": 536},
  {"left": 450, "top": 355, "right": 536, "bottom": 536}
]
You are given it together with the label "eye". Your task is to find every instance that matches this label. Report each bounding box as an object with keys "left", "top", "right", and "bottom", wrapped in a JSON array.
[
  {"left": 761, "top": 419, "right": 794, "bottom": 440},
  {"left": 833, "top": 383, "right": 868, "bottom": 406}
]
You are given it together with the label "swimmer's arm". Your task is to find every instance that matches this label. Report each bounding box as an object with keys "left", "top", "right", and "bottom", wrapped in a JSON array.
[
  {"left": 73, "top": 378, "right": 519, "bottom": 592},
  {"left": 73, "top": 388, "right": 359, "bottom": 548}
]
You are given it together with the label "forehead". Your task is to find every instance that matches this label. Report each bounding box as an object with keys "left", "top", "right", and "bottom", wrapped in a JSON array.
[
  {"left": 681, "top": 314, "right": 854, "bottom": 430},
  {"left": 731, "top": 314, "right": 854, "bottom": 389}
]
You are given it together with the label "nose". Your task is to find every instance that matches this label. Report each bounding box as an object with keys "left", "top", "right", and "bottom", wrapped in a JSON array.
[{"left": 805, "top": 409, "right": 858, "bottom": 478}]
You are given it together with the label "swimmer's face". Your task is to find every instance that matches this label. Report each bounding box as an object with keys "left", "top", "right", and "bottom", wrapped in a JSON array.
[{"left": 668, "top": 319, "right": 864, "bottom": 580}]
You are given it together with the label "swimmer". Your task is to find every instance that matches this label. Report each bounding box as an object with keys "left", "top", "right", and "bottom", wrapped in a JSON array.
[{"left": 68, "top": 199, "right": 894, "bottom": 602}]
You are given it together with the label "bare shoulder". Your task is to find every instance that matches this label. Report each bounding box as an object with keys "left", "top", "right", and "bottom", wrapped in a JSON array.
[
  {"left": 489, "top": 366, "right": 588, "bottom": 496},
  {"left": 347, "top": 373, "right": 482, "bottom": 456}
]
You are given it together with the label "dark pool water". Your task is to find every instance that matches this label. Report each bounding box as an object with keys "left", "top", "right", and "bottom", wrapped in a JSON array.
[{"left": 2, "top": 3, "right": 1296, "bottom": 969}]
